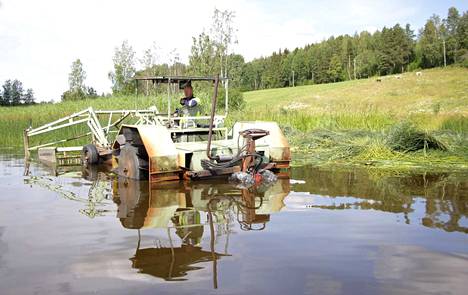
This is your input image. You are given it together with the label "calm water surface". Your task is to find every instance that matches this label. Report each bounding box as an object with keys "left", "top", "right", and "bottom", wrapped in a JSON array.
[{"left": 0, "top": 154, "right": 467, "bottom": 295}]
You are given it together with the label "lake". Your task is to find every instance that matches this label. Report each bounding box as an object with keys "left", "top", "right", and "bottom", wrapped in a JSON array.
[{"left": 0, "top": 153, "right": 467, "bottom": 295}]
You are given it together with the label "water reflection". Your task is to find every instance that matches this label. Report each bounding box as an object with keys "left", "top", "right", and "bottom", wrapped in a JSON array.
[
  {"left": 23, "top": 162, "right": 468, "bottom": 236},
  {"left": 113, "top": 177, "right": 291, "bottom": 284},
  {"left": 3, "top": 154, "right": 466, "bottom": 294},
  {"left": 23, "top": 165, "right": 114, "bottom": 218},
  {"left": 291, "top": 167, "right": 468, "bottom": 234}
]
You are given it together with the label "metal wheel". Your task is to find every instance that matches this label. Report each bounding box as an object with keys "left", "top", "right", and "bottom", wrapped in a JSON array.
[
  {"left": 81, "top": 165, "right": 98, "bottom": 181},
  {"left": 117, "top": 145, "right": 149, "bottom": 180},
  {"left": 116, "top": 177, "right": 150, "bottom": 229},
  {"left": 82, "top": 144, "right": 99, "bottom": 166}
]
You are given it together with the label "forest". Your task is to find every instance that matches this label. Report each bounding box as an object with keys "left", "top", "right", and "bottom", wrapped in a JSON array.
[
  {"left": 141, "top": 6, "right": 468, "bottom": 92},
  {"left": 234, "top": 7, "right": 467, "bottom": 90}
]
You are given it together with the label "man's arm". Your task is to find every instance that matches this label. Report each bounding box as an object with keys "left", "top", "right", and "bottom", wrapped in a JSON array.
[{"left": 186, "top": 97, "right": 200, "bottom": 107}]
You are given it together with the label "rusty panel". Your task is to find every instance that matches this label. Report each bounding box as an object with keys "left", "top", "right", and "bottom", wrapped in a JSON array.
[
  {"left": 150, "top": 155, "right": 180, "bottom": 173},
  {"left": 270, "top": 147, "right": 291, "bottom": 162},
  {"left": 134, "top": 125, "right": 182, "bottom": 176},
  {"left": 149, "top": 172, "right": 180, "bottom": 183}
]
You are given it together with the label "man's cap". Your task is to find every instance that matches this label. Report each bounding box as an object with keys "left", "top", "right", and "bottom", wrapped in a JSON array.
[{"left": 179, "top": 80, "right": 192, "bottom": 89}]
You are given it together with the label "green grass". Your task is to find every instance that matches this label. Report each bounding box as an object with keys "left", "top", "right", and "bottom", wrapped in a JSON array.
[
  {"left": 243, "top": 66, "right": 468, "bottom": 118},
  {"left": 1, "top": 66, "right": 467, "bottom": 170},
  {"left": 237, "top": 66, "right": 468, "bottom": 170},
  {"left": 0, "top": 92, "right": 217, "bottom": 148},
  {"left": 240, "top": 67, "right": 468, "bottom": 133},
  {"left": 0, "top": 95, "right": 156, "bottom": 148}
]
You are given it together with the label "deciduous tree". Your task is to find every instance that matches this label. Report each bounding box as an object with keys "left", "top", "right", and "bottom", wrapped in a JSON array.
[
  {"left": 109, "top": 40, "right": 136, "bottom": 95},
  {"left": 68, "top": 59, "right": 86, "bottom": 92},
  {"left": 419, "top": 16, "right": 444, "bottom": 68},
  {"left": 0, "top": 79, "right": 35, "bottom": 105}
]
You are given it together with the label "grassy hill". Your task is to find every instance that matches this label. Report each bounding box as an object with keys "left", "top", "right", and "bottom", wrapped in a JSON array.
[
  {"left": 1, "top": 66, "right": 467, "bottom": 170},
  {"left": 237, "top": 67, "right": 468, "bottom": 170},
  {"left": 245, "top": 67, "right": 467, "bottom": 115},
  {"left": 240, "top": 66, "right": 467, "bottom": 132}
]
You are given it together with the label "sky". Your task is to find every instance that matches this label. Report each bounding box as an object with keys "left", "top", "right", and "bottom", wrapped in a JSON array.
[{"left": 0, "top": 0, "right": 467, "bottom": 101}]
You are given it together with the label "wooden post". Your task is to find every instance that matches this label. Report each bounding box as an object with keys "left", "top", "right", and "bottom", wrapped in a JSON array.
[{"left": 23, "top": 129, "right": 30, "bottom": 159}]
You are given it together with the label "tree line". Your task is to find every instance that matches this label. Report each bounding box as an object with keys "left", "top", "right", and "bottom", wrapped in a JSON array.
[
  {"left": 0, "top": 79, "right": 36, "bottom": 106},
  {"left": 63, "top": 6, "right": 468, "bottom": 102},
  {"left": 239, "top": 7, "right": 468, "bottom": 90},
  {"left": 108, "top": 6, "right": 467, "bottom": 95}
]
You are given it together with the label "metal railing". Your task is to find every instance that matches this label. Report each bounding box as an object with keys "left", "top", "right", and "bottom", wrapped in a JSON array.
[{"left": 23, "top": 106, "right": 227, "bottom": 157}]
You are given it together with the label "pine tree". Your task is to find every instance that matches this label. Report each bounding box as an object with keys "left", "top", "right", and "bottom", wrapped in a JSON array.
[
  {"left": 456, "top": 12, "right": 468, "bottom": 57},
  {"left": 377, "top": 27, "right": 395, "bottom": 74},
  {"left": 444, "top": 7, "right": 460, "bottom": 63}
]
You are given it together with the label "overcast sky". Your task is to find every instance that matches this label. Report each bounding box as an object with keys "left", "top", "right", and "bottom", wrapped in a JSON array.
[{"left": 0, "top": 0, "right": 467, "bottom": 101}]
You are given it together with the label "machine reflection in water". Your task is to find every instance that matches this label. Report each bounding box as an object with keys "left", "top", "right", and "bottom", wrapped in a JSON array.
[
  {"left": 112, "top": 177, "right": 291, "bottom": 286},
  {"left": 23, "top": 162, "right": 468, "bottom": 236},
  {"left": 21, "top": 159, "right": 467, "bottom": 289}
]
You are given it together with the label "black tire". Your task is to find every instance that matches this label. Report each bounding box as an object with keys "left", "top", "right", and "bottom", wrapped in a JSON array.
[
  {"left": 82, "top": 144, "right": 99, "bottom": 166},
  {"left": 117, "top": 145, "right": 149, "bottom": 180}
]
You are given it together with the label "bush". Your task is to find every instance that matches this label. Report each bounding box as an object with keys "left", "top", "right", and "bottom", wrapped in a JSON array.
[
  {"left": 61, "top": 87, "right": 99, "bottom": 101},
  {"left": 462, "top": 59, "right": 468, "bottom": 69},
  {"left": 61, "top": 89, "right": 86, "bottom": 101},
  {"left": 456, "top": 49, "right": 468, "bottom": 68},
  {"left": 217, "top": 88, "right": 245, "bottom": 111},
  {"left": 386, "top": 122, "right": 446, "bottom": 152}
]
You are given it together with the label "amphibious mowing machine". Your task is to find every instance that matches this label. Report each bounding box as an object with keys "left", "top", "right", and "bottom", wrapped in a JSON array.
[{"left": 23, "top": 76, "right": 291, "bottom": 183}]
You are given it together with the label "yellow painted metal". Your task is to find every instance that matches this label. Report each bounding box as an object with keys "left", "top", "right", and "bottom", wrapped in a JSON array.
[
  {"left": 131, "top": 125, "right": 182, "bottom": 176},
  {"left": 114, "top": 120, "right": 290, "bottom": 182}
]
